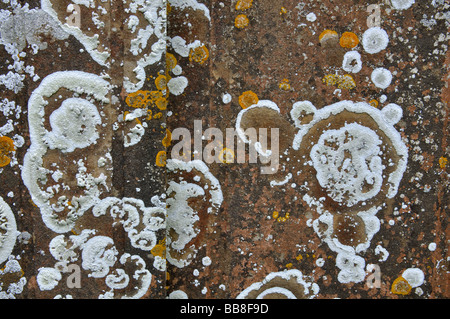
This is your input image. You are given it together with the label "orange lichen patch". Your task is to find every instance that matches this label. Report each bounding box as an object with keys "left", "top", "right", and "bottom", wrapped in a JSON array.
[
  {"left": 339, "top": 32, "right": 359, "bottom": 48},
  {"left": 155, "top": 73, "right": 168, "bottom": 91},
  {"left": 369, "top": 99, "right": 379, "bottom": 108},
  {"left": 236, "top": 0, "right": 253, "bottom": 10},
  {"left": 153, "top": 112, "right": 163, "bottom": 120},
  {"left": 156, "top": 151, "right": 167, "bottom": 167},
  {"left": 279, "top": 78, "right": 291, "bottom": 91},
  {"left": 235, "top": 14, "right": 250, "bottom": 29},
  {"left": 151, "top": 238, "right": 166, "bottom": 258},
  {"left": 439, "top": 156, "right": 448, "bottom": 169},
  {"left": 323, "top": 74, "right": 356, "bottom": 90},
  {"left": 162, "top": 129, "right": 172, "bottom": 148},
  {"left": 391, "top": 276, "right": 412, "bottom": 295},
  {"left": 319, "top": 30, "right": 339, "bottom": 43},
  {"left": 238, "top": 90, "right": 259, "bottom": 109},
  {"left": 219, "top": 148, "right": 235, "bottom": 164},
  {"left": 125, "top": 90, "right": 151, "bottom": 108},
  {"left": 0, "top": 136, "right": 15, "bottom": 167},
  {"left": 189, "top": 45, "right": 210, "bottom": 64},
  {"left": 285, "top": 263, "right": 293, "bottom": 269},
  {"left": 277, "top": 212, "right": 290, "bottom": 223},
  {"left": 272, "top": 210, "right": 290, "bottom": 222},
  {"left": 155, "top": 97, "right": 168, "bottom": 111},
  {"left": 166, "top": 53, "right": 177, "bottom": 71}
]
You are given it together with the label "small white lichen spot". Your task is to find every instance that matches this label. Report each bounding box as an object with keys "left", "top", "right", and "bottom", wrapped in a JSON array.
[
  {"left": 168, "top": 290, "right": 188, "bottom": 299},
  {"left": 316, "top": 258, "right": 325, "bottom": 267},
  {"left": 306, "top": 13, "right": 317, "bottom": 22},
  {"left": 391, "top": 0, "right": 415, "bottom": 10},
  {"left": 202, "top": 256, "right": 212, "bottom": 266},
  {"left": 428, "top": 242, "right": 437, "bottom": 251},
  {"left": 342, "top": 51, "right": 362, "bottom": 73},
  {"left": 222, "top": 93, "right": 232, "bottom": 104},
  {"left": 362, "top": 27, "right": 389, "bottom": 54},
  {"left": 371, "top": 67, "right": 393, "bottom": 89}
]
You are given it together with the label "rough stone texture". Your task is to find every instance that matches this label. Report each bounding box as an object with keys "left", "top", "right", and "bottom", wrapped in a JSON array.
[{"left": 0, "top": 0, "right": 448, "bottom": 299}]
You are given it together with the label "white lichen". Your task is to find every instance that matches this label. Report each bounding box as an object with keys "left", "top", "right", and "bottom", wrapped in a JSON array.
[
  {"left": 391, "top": 0, "right": 415, "bottom": 10},
  {"left": 362, "top": 27, "right": 389, "bottom": 54},
  {"left": 371, "top": 67, "right": 393, "bottom": 89},
  {"left": 342, "top": 51, "right": 362, "bottom": 73}
]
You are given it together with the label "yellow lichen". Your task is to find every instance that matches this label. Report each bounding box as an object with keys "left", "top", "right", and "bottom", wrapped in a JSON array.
[
  {"left": 319, "top": 30, "right": 338, "bottom": 43},
  {"left": 219, "top": 148, "right": 235, "bottom": 164},
  {"left": 323, "top": 74, "right": 356, "bottom": 90},
  {"left": 166, "top": 53, "right": 177, "bottom": 71},
  {"left": 156, "top": 151, "right": 167, "bottom": 167},
  {"left": 279, "top": 78, "right": 291, "bottom": 91},
  {"left": 151, "top": 238, "right": 166, "bottom": 258},
  {"left": 276, "top": 212, "right": 290, "bottom": 223},
  {"left": 272, "top": 211, "right": 279, "bottom": 219},
  {"left": 155, "top": 73, "right": 168, "bottom": 91},
  {"left": 235, "top": 14, "right": 250, "bottom": 29},
  {"left": 162, "top": 129, "right": 172, "bottom": 148},
  {"left": 150, "top": 90, "right": 164, "bottom": 101},
  {"left": 154, "top": 112, "right": 163, "bottom": 120},
  {"left": 0, "top": 136, "right": 15, "bottom": 167},
  {"left": 285, "top": 263, "right": 293, "bottom": 269},
  {"left": 125, "top": 90, "right": 151, "bottom": 109},
  {"left": 339, "top": 31, "right": 359, "bottom": 49},
  {"left": 155, "top": 97, "right": 168, "bottom": 111},
  {"left": 236, "top": 0, "right": 253, "bottom": 10},
  {"left": 189, "top": 45, "right": 210, "bottom": 64},
  {"left": 391, "top": 276, "right": 412, "bottom": 295},
  {"left": 238, "top": 90, "right": 259, "bottom": 109},
  {"left": 280, "top": 7, "right": 287, "bottom": 15},
  {"left": 439, "top": 156, "right": 448, "bottom": 169},
  {"left": 369, "top": 99, "right": 379, "bottom": 108}
]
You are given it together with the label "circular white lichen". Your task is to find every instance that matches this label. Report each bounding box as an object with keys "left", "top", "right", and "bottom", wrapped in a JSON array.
[
  {"left": 316, "top": 258, "right": 325, "bottom": 267},
  {"left": 81, "top": 236, "right": 118, "bottom": 278},
  {"left": 428, "top": 242, "right": 437, "bottom": 251},
  {"left": 36, "top": 267, "right": 62, "bottom": 291},
  {"left": 371, "top": 67, "right": 393, "bottom": 89},
  {"left": 202, "top": 256, "right": 212, "bottom": 266},
  {"left": 391, "top": 0, "right": 415, "bottom": 10},
  {"left": 105, "top": 269, "right": 130, "bottom": 290},
  {"left": 402, "top": 268, "right": 424, "bottom": 288},
  {"left": 310, "top": 123, "right": 384, "bottom": 207},
  {"left": 222, "top": 93, "right": 232, "bottom": 104},
  {"left": 362, "top": 27, "right": 389, "bottom": 54},
  {"left": 381, "top": 103, "right": 403, "bottom": 125},
  {"left": 22, "top": 71, "right": 110, "bottom": 234},
  {"left": 290, "top": 100, "right": 317, "bottom": 128},
  {"left": 336, "top": 253, "right": 366, "bottom": 283},
  {"left": 169, "top": 290, "right": 188, "bottom": 299},
  {"left": 342, "top": 51, "right": 362, "bottom": 73},
  {"left": 45, "top": 98, "right": 102, "bottom": 152},
  {"left": 167, "top": 76, "right": 188, "bottom": 96},
  {"left": 306, "top": 12, "right": 317, "bottom": 22}
]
